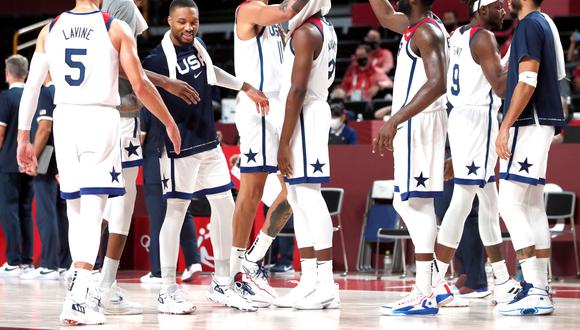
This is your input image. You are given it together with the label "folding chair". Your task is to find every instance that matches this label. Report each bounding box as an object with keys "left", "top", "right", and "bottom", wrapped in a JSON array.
[{"left": 545, "top": 191, "right": 579, "bottom": 278}]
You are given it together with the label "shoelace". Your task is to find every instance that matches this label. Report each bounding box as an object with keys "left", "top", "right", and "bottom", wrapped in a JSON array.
[
  {"left": 235, "top": 280, "right": 256, "bottom": 296},
  {"left": 394, "top": 290, "right": 422, "bottom": 306},
  {"left": 255, "top": 265, "right": 270, "bottom": 281}
]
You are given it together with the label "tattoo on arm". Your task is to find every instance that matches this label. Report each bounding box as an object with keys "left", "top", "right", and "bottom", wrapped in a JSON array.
[{"left": 265, "top": 200, "right": 293, "bottom": 237}]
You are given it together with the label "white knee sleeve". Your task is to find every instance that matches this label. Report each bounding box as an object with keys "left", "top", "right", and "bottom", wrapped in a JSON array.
[
  {"left": 437, "top": 184, "right": 478, "bottom": 249},
  {"left": 399, "top": 197, "right": 437, "bottom": 254},
  {"left": 476, "top": 183, "right": 503, "bottom": 246},
  {"left": 294, "top": 184, "right": 333, "bottom": 251},
  {"left": 69, "top": 195, "right": 107, "bottom": 265},
  {"left": 159, "top": 199, "right": 189, "bottom": 280},
  {"left": 526, "top": 185, "right": 550, "bottom": 250},
  {"left": 287, "top": 185, "right": 314, "bottom": 249},
  {"left": 105, "top": 167, "right": 139, "bottom": 236},
  {"left": 498, "top": 180, "right": 535, "bottom": 251},
  {"left": 207, "top": 191, "right": 234, "bottom": 261}
]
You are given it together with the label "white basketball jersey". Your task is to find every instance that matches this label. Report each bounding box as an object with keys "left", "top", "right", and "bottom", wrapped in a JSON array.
[
  {"left": 234, "top": 20, "right": 284, "bottom": 95},
  {"left": 447, "top": 25, "right": 501, "bottom": 110},
  {"left": 392, "top": 17, "right": 448, "bottom": 114},
  {"left": 279, "top": 17, "right": 337, "bottom": 105},
  {"left": 45, "top": 11, "right": 120, "bottom": 106}
]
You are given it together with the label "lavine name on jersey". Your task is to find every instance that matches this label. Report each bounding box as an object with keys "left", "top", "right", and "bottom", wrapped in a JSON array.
[{"left": 62, "top": 26, "right": 94, "bottom": 41}]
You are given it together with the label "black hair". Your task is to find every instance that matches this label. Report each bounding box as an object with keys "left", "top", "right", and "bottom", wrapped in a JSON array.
[
  {"left": 357, "top": 44, "right": 372, "bottom": 55},
  {"left": 420, "top": 0, "right": 436, "bottom": 7},
  {"left": 330, "top": 102, "right": 345, "bottom": 117},
  {"left": 465, "top": 0, "right": 478, "bottom": 18},
  {"left": 532, "top": 0, "right": 544, "bottom": 6},
  {"left": 169, "top": 0, "right": 198, "bottom": 13}
]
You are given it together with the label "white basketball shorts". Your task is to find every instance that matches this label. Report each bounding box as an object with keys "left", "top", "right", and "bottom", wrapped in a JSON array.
[
  {"left": 393, "top": 109, "right": 447, "bottom": 201},
  {"left": 285, "top": 100, "right": 331, "bottom": 185},
  {"left": 499, "top": 124, "right": 555, "bottom": 185},
  {"left": 448, "top": 106, "right": 499, "bottom": 187},
  {"left": 160, "top": 146, "right": 233, "bottom": 200},
  {"left": 53, "top": 104, "right": 125, "bottom": 199},
  {"left": 236, "top": 92, "right": 281, "bottom": 174},
  {"left": 119, "top": 116, "right": 143, "bottom": 169}
]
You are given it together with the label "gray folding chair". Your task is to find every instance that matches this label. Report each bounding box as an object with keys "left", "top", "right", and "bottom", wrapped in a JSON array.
[{"left": 545, "top": 191, "right": 579, "bottom": 278}]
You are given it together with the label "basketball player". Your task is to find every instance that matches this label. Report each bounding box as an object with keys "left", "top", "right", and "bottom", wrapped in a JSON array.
[
  {"left": 368, "top": 0, "right": 448, "bottom": 315},
  {"left": 230, "top": 0, "right": 311, "bottom": 307},
  {"left": 93, "top": 0, "right": 201, "bottom": 315},
  {"left": 276, "top": 0, "right": 340, "bottom": 310},
  {"left": 16, "top": 0, "right": 181, "bottom": 325},
  {"left": 141, "top": 0, "right": 268, "bottom": 313},
  {"left": 495, "top": 0, "right": 564, "bottom": 316},
  {"left": 434, "top": 0, "right": 521, "bottom": 305}
]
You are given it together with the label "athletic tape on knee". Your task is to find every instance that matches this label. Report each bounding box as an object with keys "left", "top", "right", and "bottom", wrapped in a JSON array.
[
  {"left": 107, "top": 167, "right": 139, "bottom": 235},
  {"left": 295, "top": 185, "right": 333, "bottom": 251},
  {"left": 287, "top": 186, "right": 314, "bottom": 248},
  {"left": 477, "top": 184, "right": 503, "bottom": 246},
  {"left": 437, "top": 185, "right": 477, "bottom": 249},
  {"left": 402, "top": 198, "right": 437, "bottom": 254},
  {"left": 498, "top": 181, "right": 536, "bottom": 250}
]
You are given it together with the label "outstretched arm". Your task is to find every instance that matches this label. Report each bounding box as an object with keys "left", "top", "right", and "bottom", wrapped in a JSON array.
[
  {"left": 368, "top": 0, "right": 408, "bottom": 35},
  {"left": 237, "top": 0, "right": 311, "bottom": 27},
  {"left": 277, "top": 26, "right": 321, "bottom": 177},
  {"left": 110, "top": 20, "right": 181, "bottom": 154},
  {"left": 214, "top": 66, "right": 269, "bottom": 115},
  {"left": 472, "top": 30, "right": 506, "bottom": 98}
]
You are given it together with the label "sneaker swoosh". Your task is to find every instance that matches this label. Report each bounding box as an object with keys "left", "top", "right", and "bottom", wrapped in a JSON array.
[
  {"left": 5, "top": 266, "right": 19, "bottom": 272},
  {"left": 40, "top": 270, "right": 56, "bottom": 275}
]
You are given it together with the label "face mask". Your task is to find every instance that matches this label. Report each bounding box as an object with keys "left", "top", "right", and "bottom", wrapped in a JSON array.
[
  {"left": 330, "top": 118, "right": 342, "bottom": 132},
  {"left": 357, "top": 57, "right": 368, "bottom": 67}
]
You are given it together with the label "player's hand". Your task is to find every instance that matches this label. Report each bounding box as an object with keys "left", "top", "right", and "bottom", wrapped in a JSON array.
[
  {"left": 277, "top": 143, "right": 293, "bottom": 178},
  {"left": 242, "top": 82, "right": 269, "bottom": 115},
  {"left": 444, "top": 159, "right": 454, "bottom": 181},
  {"left": 164, "top": 78, "right": 201, "bottom": 105},
  {"left": 372, "top": 119, "right": 398, "bottom": 156},
  {"left": 496, "top": 126, "right": 511, "bottom": 160},
  {"left": 166, "top": 121, "right": 182, "bottom": 155},
  {"left": 16, "top": 132, "right": 38, "bottom": 175}
]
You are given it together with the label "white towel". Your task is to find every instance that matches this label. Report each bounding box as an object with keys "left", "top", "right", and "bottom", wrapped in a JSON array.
[
  {"left": 161, "top": 31, "right": 217, "bottom": 84},
  {"left": 288, "top": 0, "right": 331, "bottom": 35},
  {"left": 541, "top": 13, "right": 566, "bottom": 80}
]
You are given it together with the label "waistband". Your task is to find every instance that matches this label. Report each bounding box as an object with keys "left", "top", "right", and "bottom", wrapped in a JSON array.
[{"left": 120, "top": 111, "right": 140, "bottom": 118}]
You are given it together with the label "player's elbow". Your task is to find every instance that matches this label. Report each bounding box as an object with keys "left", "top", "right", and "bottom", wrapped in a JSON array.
[
  {"left": 131, "top": 79, "right": 147, "bottom": 98},
  {"left": 288, "top": 86, "right": 307, "bottom": 102},
  {"left": 429, "top": 78, "right": 446, "bottom": 97}
]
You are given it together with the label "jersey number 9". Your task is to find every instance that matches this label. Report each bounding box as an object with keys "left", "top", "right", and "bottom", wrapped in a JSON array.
[
  {"left": 451, "top": 64, "right": 460, "bottom": 96},
  {"left": 65, "top": 48, "right": 87, "bottom": 86}
]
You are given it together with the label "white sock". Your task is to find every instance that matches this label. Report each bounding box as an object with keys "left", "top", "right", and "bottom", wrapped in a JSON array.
[
  {"left": 246, "top": 231, "right": 274, "bottom": 263},
  {"left": 415, "top": 260, "right": 433, "bottom": 295},
  {"left": 100, "top": 257, "right": 120, "bottom": 289},
  {"left": 214, "top": 259, "right": 229, "bottom": 280},
  {"left": 230, "top": 247, "right": 246, "bottom": 279},
  {"left": 520, "top": 256, "right": 545, "bottom": 288},
  {"left": 300, "top": 258, "right": 317, "bottom": 288},
  {"left": 537, "top": 257, "right": 549, "bottom": 288},
  {"left": 433, "top": 259, "right": 449, "bottom": 283},
  {"left": 316, "top": 260, "right": 334, "bottom": 285},
  {"left": 160, "top": 200, "right": 189, "bottom": 286},
  {"left": 492, "top": 260, "right": 510, "bottom": 285},
  {"left": 70, "top": 268, "right": 91, "bottom": 302}
]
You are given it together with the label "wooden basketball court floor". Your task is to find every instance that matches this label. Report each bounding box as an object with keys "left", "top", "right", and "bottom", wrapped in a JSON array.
[{"left": 1, "top": 272, "right": 580, "bottom": 330}]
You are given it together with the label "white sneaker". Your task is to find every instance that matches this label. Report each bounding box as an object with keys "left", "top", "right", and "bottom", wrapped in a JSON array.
[
  {"left": 432, "top": 279, "right": 454, "bottom": 307},
  {"left": 493, "top": 278, "right": 522, "bottom": 305},
  {"left": 496, "top": 282, "right": 553, "bottom": 316},
  {"left": 20, "top": 264, "right": 35, "bottom": 274},
  {"left": 241, "top": 260, "right": 279, "bottom": 306},
  {"left": 20, "top": 267, "right": 60, "bottom": 280},
  {"left": 140, "top": 272, "right": 163, "bottom": 284},
  {"left": 60, "top": 296, "right": 106, "bottom": 325},
  {"left": 0, "top": 262, "right": 23, "bottom": 278},
  {"left": 380, "top": 285, "right": 439, "bottom": 316},
  {"left": 58, "top": 268, "right": 67, "bottom": 281},
  {"left": 294, "top": 282, "right": 340, "bottom": 310},
  {"left": 206, "top": 277, "right": 257, "bottom": 312},
  {"left": 157, "top": 284, "right": 196, "bottom": 314},
  {"left": 95, "top": 282, "right": 143, "bottom": 315},
  {"left": 273, "top": 281, "right": 316, "bottom": 308},
  {"left": 232, "top": 272, "right": 270, "bottom": 308},
  {"left": 181, "top": 263, "right": 202, "bottom": 283}
]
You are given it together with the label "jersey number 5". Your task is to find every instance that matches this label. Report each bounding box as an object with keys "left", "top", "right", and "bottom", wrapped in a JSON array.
[
  {"left": 451, "top": 64, "right": 460, "bottom": 96},
  {"left": 65, "top": 48, "right": 87, "bottom": 86}
]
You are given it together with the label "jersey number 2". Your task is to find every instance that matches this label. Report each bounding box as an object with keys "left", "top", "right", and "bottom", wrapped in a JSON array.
[
  {"left": 65, "top": 48, "right": 87, "bottom": 86},
  {"left": 451, "top": 64, "right": 460, "bottom": 96}
]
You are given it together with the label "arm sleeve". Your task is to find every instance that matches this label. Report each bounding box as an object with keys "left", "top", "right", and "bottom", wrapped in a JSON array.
[
  {"left": 515, "top": 20, "right": 544, "bottom": 64},
  {"left": 214, "top": 66, "right": 244, "bottom": 91},
  {"left": 19, "top": 52, "right": 49, "bottom": 130}
]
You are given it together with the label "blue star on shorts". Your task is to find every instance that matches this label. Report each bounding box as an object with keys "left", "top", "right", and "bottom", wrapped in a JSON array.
[
  {"left": 518, "top": 158, "right": 533, "bottom": 174},
  {"left": 414, "top": 172, "right": 428, "bottom": 188},
  {"left": 244, "top": 149, "right": 258, "bottom": 163},
  {"left": 110, "top": 167, "right": 121, "bottom": 183},
  {"left": 125, "top": 141, "right": 140, "bottom": 157},
  {"left": 311, "top": 159, "right": 326, "bottom": 173}
]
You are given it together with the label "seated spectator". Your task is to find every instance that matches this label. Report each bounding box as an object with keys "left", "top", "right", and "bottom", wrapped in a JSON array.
[
  {"left": 567, "top": 31, "right": 580, "bottom": 64},
  {"left": 329, "top": 86, "right": 356, "bottom": 120},
  {"left": 341, "top": 44, "right": 392, "bottom": 101},
  {"left": 442, "top": 10, "right": 459, "bottom": 33},
  {"left": 329, "top": 103, "right": 358, "bottom": 145},
  {"left": 363, "top": 29, "right": 394, "bottom": 76}
]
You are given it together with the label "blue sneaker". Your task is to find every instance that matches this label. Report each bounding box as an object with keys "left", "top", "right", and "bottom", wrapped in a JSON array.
[
  {"left": 380, "top": 285, "right": 439, "bottom": 316},
  {"left": 433, "top": 279, "right": 454, "bottom": 306},
  {"left": 496, "top": 281, "right": 554, "bottom": 316}
]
